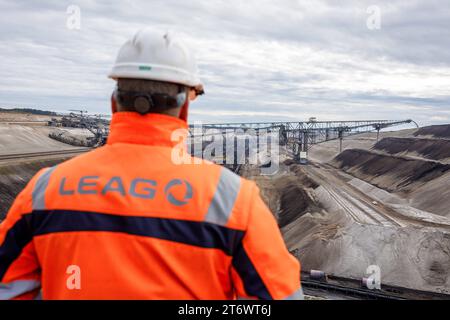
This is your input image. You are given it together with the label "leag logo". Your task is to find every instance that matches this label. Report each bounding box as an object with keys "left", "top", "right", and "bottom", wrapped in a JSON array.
[{"left": 164, "top": 179, "right": 193, "bottom": 206}]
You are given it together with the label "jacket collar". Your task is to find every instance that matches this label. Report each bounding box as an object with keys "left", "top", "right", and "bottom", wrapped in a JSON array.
[{"left": 106, "top": 112, "right": 189, "bottom": 148}]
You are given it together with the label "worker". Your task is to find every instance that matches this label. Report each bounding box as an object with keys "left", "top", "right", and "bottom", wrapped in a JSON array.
[{"left": 0, "top": 28, "right": 302, "bottom": 300}]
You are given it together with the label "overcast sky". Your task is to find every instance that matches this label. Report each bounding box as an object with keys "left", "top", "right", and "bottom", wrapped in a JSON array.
[{"left": 0, "top": 0, "right": 449, "bottom": 126}]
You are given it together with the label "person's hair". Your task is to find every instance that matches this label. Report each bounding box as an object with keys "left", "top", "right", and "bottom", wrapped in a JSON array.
[{"left": 115, "top": 78, "right": 187, "bottom": 115}]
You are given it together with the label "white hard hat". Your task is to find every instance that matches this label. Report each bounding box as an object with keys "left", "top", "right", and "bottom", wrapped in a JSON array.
[{"left": 109, "top": 28, "right": 202, "bottom": 89}]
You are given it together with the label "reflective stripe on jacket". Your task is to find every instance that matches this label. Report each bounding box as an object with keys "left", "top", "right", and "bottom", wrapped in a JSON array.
[{"left": 0, "top": 112, "right": 302, "bottom": 300}]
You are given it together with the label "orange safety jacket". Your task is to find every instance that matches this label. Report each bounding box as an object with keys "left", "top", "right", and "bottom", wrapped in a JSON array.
[{"left": 0, "top": 112, "right": 302, "bottom": 300}]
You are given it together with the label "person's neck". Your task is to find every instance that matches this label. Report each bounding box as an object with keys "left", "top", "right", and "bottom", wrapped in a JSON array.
[{"left": 106, "top": 112, "right": 188, "bottom": 148}]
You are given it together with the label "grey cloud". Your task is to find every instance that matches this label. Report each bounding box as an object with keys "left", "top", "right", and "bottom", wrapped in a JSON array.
[{"left": 0, "top": 0, "right": 449, "bottom": 127}]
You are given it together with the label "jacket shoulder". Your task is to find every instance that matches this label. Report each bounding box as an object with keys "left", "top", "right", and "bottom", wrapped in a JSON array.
[{"left": 196, "top": 162, "right": 259, "bottom": 230}]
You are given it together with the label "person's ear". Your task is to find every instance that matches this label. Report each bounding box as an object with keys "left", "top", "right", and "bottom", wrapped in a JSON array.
[
  {"left": 189, "top": 84, "right": 204, "bottom": 101},
  {"left": 189, "top": 88, "right": 199, "bottom": 101},
  {"left": 111, "top": 93, "right": 117, "bottom": 114}
]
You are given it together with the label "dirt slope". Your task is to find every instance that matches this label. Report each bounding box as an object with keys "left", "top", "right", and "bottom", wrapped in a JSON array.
[
  {"left": 0, "top": 158, "right": 72, "bottom": 219},
  {"left": 409, "top": 174, "right": 450, "bottom": 217},
  {"left": 241, "top": 163, "right": 320, "bottom": 227},
  {"left": 0, "top": 124, "right": 79, "bottom": 154},
  {"left": 331, "top": 149, "right": 450, "bottom": 192},
  {"left": 249, "top": 159, "right": 450, "bottom": 294},
  {"left": 284, "top": 211, "right": 450, "bottom": 294},
  {"left": 373, "top": 137, "right": 450, "bottom": 161},
  {"left": 414, "top": 124, "right": 450, "bottom": 139},
  {"left": 308, "top": 128, "right": 418, "bottom": 164}
]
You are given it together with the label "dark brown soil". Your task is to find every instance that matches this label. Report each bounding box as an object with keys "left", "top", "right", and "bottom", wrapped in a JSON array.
[
  {"left": 273, "top": 176, "right": 318, "bottom": 227},
  {"left": 414, "top": 124, "right": 450, "bottom": 139},
  {"left": 248, "top": 160, "right": 321, "bottom": 228},
  {"left": 0, "top": 158, "right": 71, "bottom": 220},
  {"left": 331, "top": 149, "right": 450, "bottom": 192},
  {"left": 373, "top": 137, "right": 450, "bottom": 160},
  {"left": 289, "top": 164, "right": 319, "bottom": 189}
]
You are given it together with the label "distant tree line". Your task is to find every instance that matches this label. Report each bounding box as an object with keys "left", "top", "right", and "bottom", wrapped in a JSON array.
[{"left": 0, "top": 107, "right": 58, "bottom": 116}]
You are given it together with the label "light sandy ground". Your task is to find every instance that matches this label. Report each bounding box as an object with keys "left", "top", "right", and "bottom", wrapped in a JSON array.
[
  {"left": 0, "top": 115, "right": 93, "bottom": 218},
  {"left": 307, "top": 125, "right": 450, "bottom": 219},
  {"left": 283, "top": 210, "right": 450, "bottom": 294},
  {"left": 2, "top": 112, "right": 450, "bottom": 295},
  {"left": 0, "top": 124, "right": 83, "bottom": 154},
  {"left": 308, "top": 129, "right": 417, "bottom": 163},
  {"left": 0, "top": 112, "right": 55, "bottom": 122},
  {"left": 0, "top": 109, "right": 96, "bottom": 155},
  {"left": 245, "top": 142, "right": 450, "bottom": 294},
  {"left": 252, "top": 162, "right": 450, "bottom": 294},
  {"left": 410, "top": 174, "right": 450, "bottom": 217},
  {"left": 300, "top": 127, "right": 450, "bottom": 293}
]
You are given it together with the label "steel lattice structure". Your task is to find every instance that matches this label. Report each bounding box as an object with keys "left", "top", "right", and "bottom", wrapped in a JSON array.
[{"left": 189, "top": 119, "right": 418, "bottom": 159}]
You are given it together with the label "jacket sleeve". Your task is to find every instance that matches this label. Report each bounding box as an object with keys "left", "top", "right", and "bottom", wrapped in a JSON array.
[
  {"left": 0, "top": 172, "right": 43, "bottom": 300},
  {"left": 231, "top": 182, "right": 303, "bottom": 300}
]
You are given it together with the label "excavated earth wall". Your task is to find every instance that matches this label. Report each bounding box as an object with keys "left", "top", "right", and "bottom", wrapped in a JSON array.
[
  {"left": 414, "top": 124, "right": 450, "bottom": 139},
  {"left": 373, "top": 137, "right": 450, "bottom": 161},
  {"left": 331, "top": 149, "right": 450, "bottom": 192},
  {"left": 0, "top": 158, "right": 71, "bottom": 219}
]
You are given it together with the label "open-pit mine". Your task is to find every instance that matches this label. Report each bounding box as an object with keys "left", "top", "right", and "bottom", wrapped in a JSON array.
[{"left": 1, "top": 110, "right": 450, "bottom": 300}]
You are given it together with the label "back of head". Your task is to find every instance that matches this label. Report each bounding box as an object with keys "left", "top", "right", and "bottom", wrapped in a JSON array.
[
  {"left": 114, "top": 79, "right": 187, "bottom": 117},
  {"left": 108, "top": 28, "right": 204, "bottom": 120}
]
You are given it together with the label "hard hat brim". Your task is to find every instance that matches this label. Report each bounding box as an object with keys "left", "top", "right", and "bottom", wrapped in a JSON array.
[{"left": 108, "top": 63, "right": 202, "bottom": 88}]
